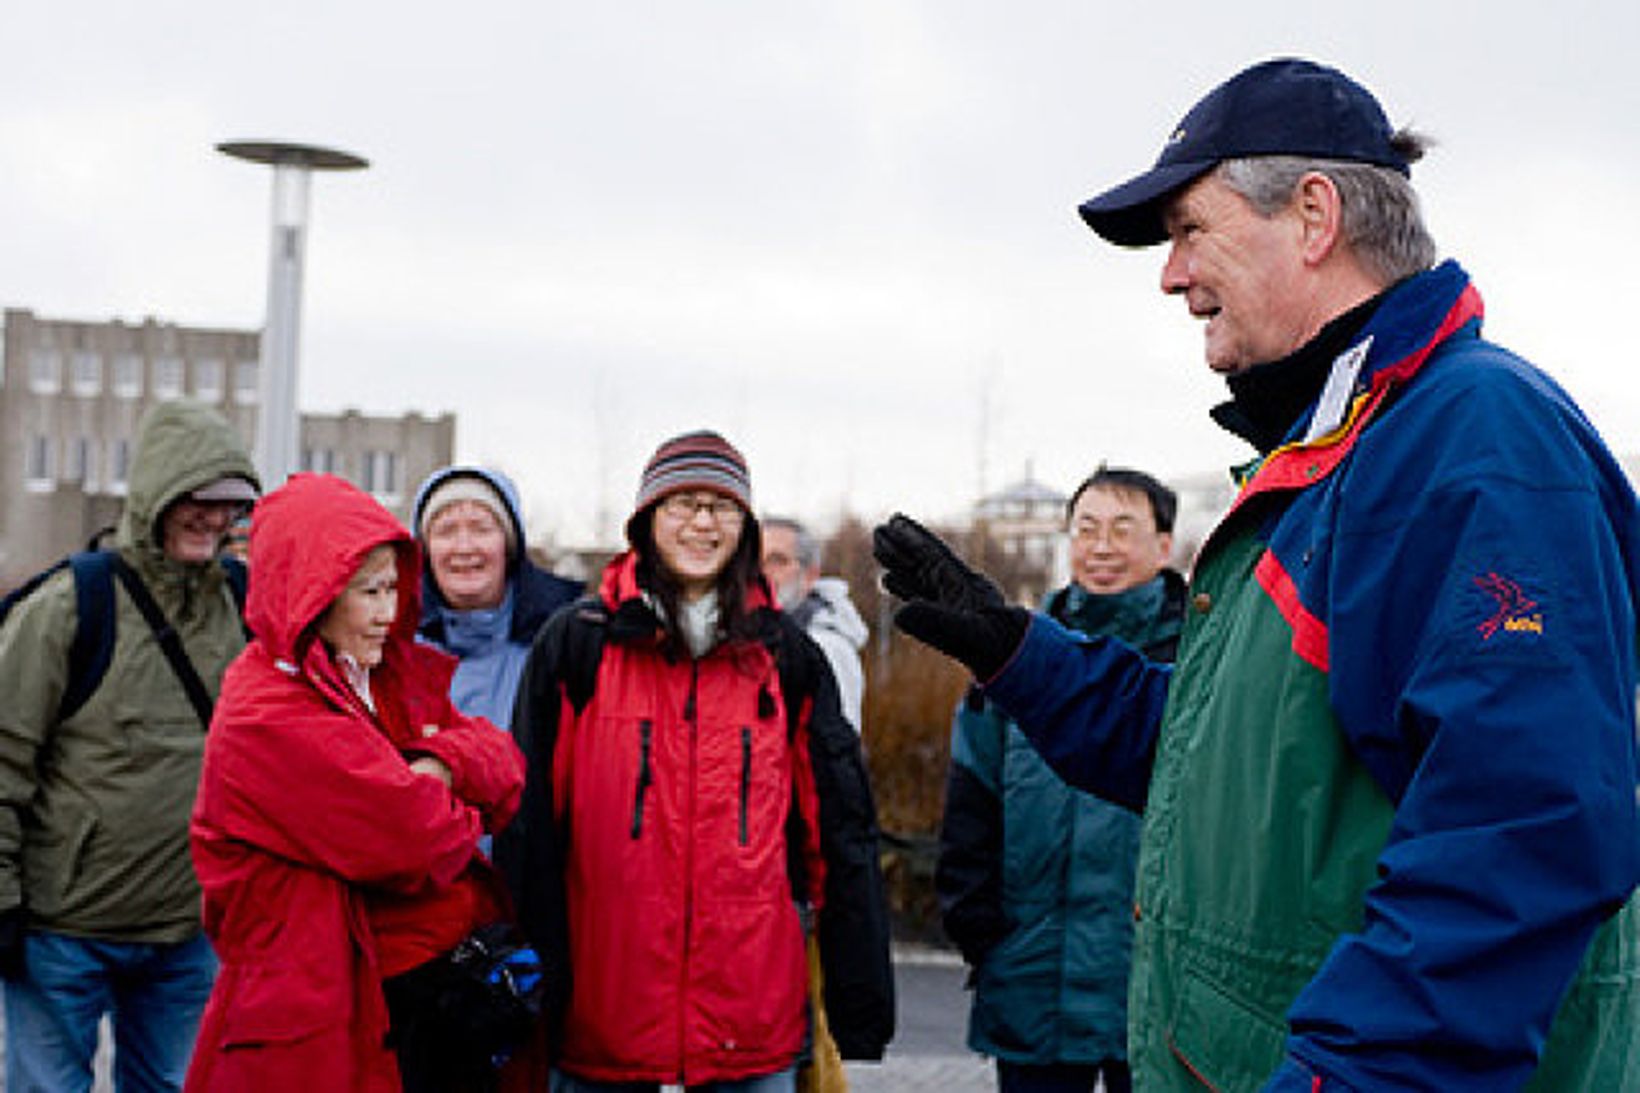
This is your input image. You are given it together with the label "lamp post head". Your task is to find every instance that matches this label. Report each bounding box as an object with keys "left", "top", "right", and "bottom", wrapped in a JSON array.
[{"left": 216, "top": 140, "right": 368, "bottom": 171}]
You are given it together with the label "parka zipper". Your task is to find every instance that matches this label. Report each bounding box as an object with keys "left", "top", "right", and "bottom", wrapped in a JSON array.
[
  {"left": 679, "top": 662, "right": 700, "bottom": 1073},
  {"left": 739, "top": 727, "right": 752, "bottom": 846},
  {"left": 631, "top": 718, "right": 653, "bottom": 838}
]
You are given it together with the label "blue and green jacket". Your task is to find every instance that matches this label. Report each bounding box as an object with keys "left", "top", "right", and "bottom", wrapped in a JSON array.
[{"left": 985, "top": 261, "right": 1640, "bottom": 1090}]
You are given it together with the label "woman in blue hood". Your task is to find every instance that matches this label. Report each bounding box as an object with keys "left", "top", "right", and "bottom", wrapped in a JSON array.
[{"left": 411, "top": 467, "right": 582, "bottom": 734}]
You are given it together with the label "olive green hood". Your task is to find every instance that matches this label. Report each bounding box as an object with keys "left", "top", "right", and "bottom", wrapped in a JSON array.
[{"left": 117, "top": 400, "right": 260, "bottom": 558}]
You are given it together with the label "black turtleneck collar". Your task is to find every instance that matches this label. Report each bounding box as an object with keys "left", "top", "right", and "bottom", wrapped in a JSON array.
[{"left": 1209, "top": 290, "right": 1386, "bottom": 454}]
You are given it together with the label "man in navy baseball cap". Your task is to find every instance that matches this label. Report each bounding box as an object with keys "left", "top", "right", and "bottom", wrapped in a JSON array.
[{"left": 874, "top": 56, "right": 1640, "bottom": 1092}]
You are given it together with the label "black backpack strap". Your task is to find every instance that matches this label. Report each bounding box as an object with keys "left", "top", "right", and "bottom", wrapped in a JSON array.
[
  {"left": 219, "top": 555, "right": 251, "bottom": 638},
  {"left": 774, "top": 624, "right": 819, "bottom": 740},
  {"left": 1, "top": 551, "right": 121, "bottom": 724},
  {"left": 550, "top": 597, "right": 610, "bottom": 715},
  {"left": 107, "top": 555, "right": 216, "bottom": 728},
  {"left": 63, "top": 553, "right": 117, "bottom": 723}
]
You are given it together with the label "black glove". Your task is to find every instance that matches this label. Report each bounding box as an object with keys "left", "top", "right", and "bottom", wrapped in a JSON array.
[
  {"left": 872, "top": 513, "right": 1028, "bottom": 680},
  {"left": 0, "top": 906, "right": 26, "bottom": 980}
]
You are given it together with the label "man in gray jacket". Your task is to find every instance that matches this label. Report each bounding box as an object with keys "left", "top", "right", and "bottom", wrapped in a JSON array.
[
  {"left": 762, "top": 516, "right": 868, "bottom": 732},
  {"left": 0, "top": 400, "right": 259, "bottom": 1093}
]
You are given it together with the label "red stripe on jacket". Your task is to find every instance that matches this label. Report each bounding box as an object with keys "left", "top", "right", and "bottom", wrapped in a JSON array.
[{"left": 1255, "top": 549, "right": 1329, "bottom": 672}]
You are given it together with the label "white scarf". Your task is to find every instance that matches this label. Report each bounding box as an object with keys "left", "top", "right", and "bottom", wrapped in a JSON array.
[{"left": 648, "top": 589, "right": 723, "bottom": 659}]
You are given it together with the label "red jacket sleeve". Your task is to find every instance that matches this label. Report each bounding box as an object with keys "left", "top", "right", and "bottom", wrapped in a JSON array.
[{"left": 198, "top": 656, "right": 486, "bottom": 895}]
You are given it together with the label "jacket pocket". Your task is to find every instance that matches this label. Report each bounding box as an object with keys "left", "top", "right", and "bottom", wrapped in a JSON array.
[
  {"left": 217, "top": 958, "right": 345, "bottom": 1047},
  {"left": 22, "top": 803, "right": 96, "bottom": 921},
  {"left": 1167, "top": 968, "right": 1288, "bottom": 1092},
  {"left": 630, "top": 719, "right": 653, "bottom": 838}
]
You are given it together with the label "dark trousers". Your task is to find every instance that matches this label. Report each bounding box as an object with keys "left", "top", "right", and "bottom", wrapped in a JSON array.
[{"left": 997, "top": 1058, "right": 1132, "bottom": 1093}]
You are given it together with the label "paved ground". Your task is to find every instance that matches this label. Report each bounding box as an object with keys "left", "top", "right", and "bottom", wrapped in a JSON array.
[
  {"left": 845, "top": 945, "right": 994, "bottom": 1092},
  {"left": 7, "top": 944, "right": 994, "bottom": 1091}
]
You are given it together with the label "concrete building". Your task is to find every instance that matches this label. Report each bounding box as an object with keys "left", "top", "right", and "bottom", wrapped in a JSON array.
[{"left": 0, "top": 308, "right": 453, "bottom": 588}]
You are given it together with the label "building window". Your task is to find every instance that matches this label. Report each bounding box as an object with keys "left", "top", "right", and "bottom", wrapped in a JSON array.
[
  {"left": 29, "top": 349, "right": 61, "bottom": 394},
  {"left": 70, "top": 350, "right": 101, "bottom": 395},
  {"left": 109, "top": 438, "right": 131, "bottom": 493},
  {"left": 63, "top": 435, "right": 92, "bottom": 485},
  {"left": 364, "top": 449, "right": 400, "bottom": 498},
  {"left": 25, "top": 434, "right": 54, "bottom": 491},
  {"left": 113, "top": 353, "right": 143, "bottom": 398},
  {"left": 234, "top": 359, "right": 259, "bottom": 405},
  {"left": 194, "top": 357, "right": 224, "bottom": 401},
  {"left": 302, "top": 447, "right": 337, "bottom": 474},
  {"left": 153, "top": 355, "right": 184, "bottom": 399}
]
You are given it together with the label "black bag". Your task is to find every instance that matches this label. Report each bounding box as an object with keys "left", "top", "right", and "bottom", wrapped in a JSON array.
[
  {"left": 442, "top": 921, "right": 546, "bottom": 1063},
  {"left": 384, "top": 922, "right": 546, "bottom": 1084}
]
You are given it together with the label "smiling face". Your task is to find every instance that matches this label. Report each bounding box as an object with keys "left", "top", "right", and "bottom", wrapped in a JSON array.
[
  {"left": 425, "top": 499, "right": 509, "bottom": 610},
  {"left": 1159, "top": 171, "right": 1317, "bottom": 375},
  {"left": 1067, "top": 486, "right": 1172, "bottom": 596},
  {"left": 651, "top": 490, "right": 746, "bottom": 601},
  {"left": 161, "top": 499, "right": 245, "bottom": 563},
  {"left": 317, "top": 544, "right": 399, "bottom": 669}
]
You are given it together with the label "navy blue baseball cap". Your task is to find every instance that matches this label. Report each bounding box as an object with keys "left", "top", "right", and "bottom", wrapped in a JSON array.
[{"left": 1079, "top": 58, "right": 1411, "bottom": 247}]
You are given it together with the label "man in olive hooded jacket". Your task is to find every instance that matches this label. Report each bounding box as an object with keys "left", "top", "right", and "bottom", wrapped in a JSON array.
[{"left": 0, "top": 400, "right": 259, "bottom": 1092}]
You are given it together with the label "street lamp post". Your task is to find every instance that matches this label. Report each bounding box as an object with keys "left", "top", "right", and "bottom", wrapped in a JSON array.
[{"left": 217, "top": 140, "right": 367, "bottom": 487}]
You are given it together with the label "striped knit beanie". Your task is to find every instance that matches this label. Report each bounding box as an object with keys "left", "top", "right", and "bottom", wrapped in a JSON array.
[{"left": 627, "top": 430, "right": 752, "bottom": 535}]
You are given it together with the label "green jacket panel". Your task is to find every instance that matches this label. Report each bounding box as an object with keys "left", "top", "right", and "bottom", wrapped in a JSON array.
[
  {"left": 1131, "top": 532, "right": 1396, "bottom": 1091},
  {"left": 1135, "top": 529, "right": 1640, "bottom": 1092},
  {"left": 1526, "top": 896, "right": 1640, "bottom": 1091}
]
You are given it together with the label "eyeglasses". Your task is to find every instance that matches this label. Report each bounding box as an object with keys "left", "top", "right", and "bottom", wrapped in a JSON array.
[
  {"left": 659, "top": 493, "right": 745, "bottom": 525},
  {"left": 1070, "top": 519, "right": 1139, "bottom": 547}
]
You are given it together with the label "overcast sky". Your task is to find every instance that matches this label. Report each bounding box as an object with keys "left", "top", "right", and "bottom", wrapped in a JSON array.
[{"left": 3, "top": 2, "right": 1637, "bottom": 545}]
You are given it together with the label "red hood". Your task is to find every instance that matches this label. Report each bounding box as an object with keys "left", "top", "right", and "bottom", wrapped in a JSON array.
[{"left": 247, "top": 473, "right": 422, "bottom": 664}]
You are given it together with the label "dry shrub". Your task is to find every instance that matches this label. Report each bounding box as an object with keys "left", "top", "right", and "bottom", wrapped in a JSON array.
[{"left": 825, "top": 515, "right": 1007, "bottom": 943}]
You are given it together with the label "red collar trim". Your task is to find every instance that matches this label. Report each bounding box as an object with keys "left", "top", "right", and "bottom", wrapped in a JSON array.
[{"left": 1221, "top": 283, "right": 1484, "bottom": 523}]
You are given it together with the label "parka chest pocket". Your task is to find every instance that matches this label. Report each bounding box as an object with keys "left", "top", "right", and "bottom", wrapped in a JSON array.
[
  {"left": 709, "top": 715, "right": 794, "bottom": 896},
  {"left": 569, "top": 712, "right": 671, "bottom": 873}
]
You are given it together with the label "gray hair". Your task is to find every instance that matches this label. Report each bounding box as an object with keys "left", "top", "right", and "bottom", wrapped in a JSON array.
[
  {"left": 762, "top": 516, "right": 821, "bottom": 569},
  {"left": 1216, "top": 130, "right": 1437, "bottom": 285}
]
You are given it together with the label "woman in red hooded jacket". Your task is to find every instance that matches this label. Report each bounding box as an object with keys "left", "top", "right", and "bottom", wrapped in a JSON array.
[{"left": 186, "top": 472, "right": 526, "bottom": 1092}]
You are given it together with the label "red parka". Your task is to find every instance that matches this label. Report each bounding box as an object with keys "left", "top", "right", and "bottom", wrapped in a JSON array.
[
  {"left": 517, "top": 553, "right": 825, "bottom": 1084},
  {"left": 186, "top": 473, "right": 525, "bottom": 1092}
]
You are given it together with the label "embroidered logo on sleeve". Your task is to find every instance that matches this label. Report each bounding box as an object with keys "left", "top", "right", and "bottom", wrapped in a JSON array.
[{"left": 1473, "top": 572, "right": 1543, "bottom": 639}]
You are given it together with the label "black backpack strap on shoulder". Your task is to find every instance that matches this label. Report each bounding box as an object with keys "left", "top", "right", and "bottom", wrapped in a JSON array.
[
  {"left": 107, "top": 555, "right": 216, "bottom": 728},
  {"left": 63, "top": 552, "right": 119, "bottom": 723},
  {"left": 219, "top": 555, "right": 251, "bottom": 638},
  {"left": 549, "top": 596, "right": 610, "bottom": 715},
  {"left": 775, "top": 622, "right": 820, "bottom": 741},
  {"left": 1, "top": 551, "right": 120, "bottom": 724}
]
